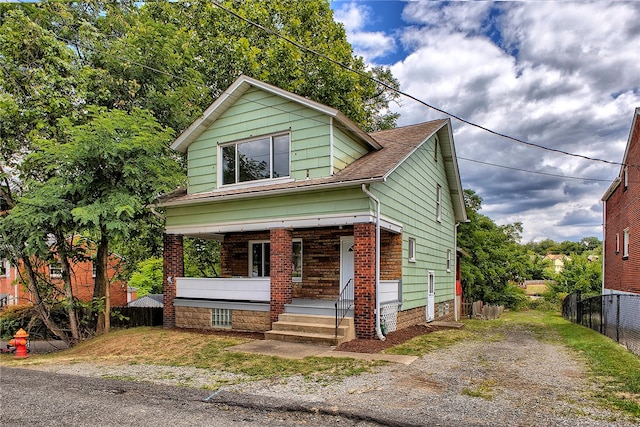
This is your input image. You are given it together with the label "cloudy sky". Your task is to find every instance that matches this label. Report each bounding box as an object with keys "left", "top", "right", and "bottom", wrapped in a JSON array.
[{"left": 331, "top": 0, "right": 640, "bottom": 243}]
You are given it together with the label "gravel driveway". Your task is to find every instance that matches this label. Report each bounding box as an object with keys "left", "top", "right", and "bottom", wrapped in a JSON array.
[{"left": 20, "top": 324, "right": 637, "bottom": 426}]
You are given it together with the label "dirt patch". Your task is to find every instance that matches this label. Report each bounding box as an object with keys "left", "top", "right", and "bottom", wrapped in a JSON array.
[{"left": 336, "top": 324, "right": 439, "bottom": 353}]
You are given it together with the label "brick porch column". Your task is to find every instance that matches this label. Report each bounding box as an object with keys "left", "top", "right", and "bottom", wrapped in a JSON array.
[
  {"left": 270, "top": 228, "right": 293, "bottom": 323},
  {"left": 354, "top": 222, "right": 376, "bottom": 339},
  {"left": 163, "top": 233, "right": 184, "bottom": 328}
]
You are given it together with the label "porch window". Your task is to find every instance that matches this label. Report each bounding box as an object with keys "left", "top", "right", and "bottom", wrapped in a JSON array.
[
  {"left": 250, "top": 239, "right": 303, "bottom": 279},
  {"left": 250, "top": 241, "right": 271, "bottom": 277},
  {"left": 292, "top": 239, "right": 303, "bottom": 282},
  {"left": 221, "top": 133, "right": 290, "bottom": 185},
  {"left": 408, "top": 238, "right": 416, "bottom": 262}
]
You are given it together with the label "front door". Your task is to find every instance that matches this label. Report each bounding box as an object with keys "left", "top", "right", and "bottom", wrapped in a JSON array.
[
  {"left": 426, "top": 270, "right": 435, "bottom": 322},
  {"left": 340, "top": 236, "right": 355, "bottom": 300}
]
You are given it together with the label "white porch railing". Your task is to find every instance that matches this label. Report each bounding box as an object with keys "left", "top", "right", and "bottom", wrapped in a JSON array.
[
  {"left": 175, "top": 277, "right": 270, "bottom": 302},
  {"left": 175, "top": 277, "right": 398, "bottom": 304},
  {"left": 380, "top": 280, "right": 401, "bottom": 304}
]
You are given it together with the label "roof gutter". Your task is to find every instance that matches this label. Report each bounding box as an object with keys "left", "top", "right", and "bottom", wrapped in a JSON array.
[
  {"left": 159, "top": 177, "right": 386, "bottom": 208},
  {"left": 361, "top": 184, "right": 386, "bottom": 341}
]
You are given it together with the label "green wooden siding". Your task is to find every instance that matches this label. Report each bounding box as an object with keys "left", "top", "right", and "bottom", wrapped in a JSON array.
[
  {"left": 186, "top": 87, "right": 336, "bottom": 194},
  {"left": 166, "top": 187, "right": 370, "bottom": 228},
  {"left": 373, "top": 135, "right": 457, "bottom": 309},
  {"left": 332, "top": 125, "right": 369, "bottom": 173}
]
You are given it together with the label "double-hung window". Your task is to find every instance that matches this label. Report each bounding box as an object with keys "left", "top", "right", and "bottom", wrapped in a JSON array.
[
  {"left": 0, "top": 259, "right": 7, "bottom": 277},
  {"left": 623, "top": 228, "right": 630, "bottom": 259},
  {"left": 222, "top": 133, "right": 290, "bottom": 185},
  {"left": 249, "top": 239, "right": 303, "bottom": 280},
  {"left": 436, "top": 185, "right": 442, "bottom": 222}
]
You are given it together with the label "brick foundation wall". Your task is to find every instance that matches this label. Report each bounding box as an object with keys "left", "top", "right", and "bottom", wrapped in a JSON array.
[
  {"left": 163, "top": 234, "right": 184, "bottom": 328},
  {"left": 604, "top": 115, "right": 640, "bottom": 294},
  {"left": 175, "top": 306, "right": 271, "bottom": 332},
  {"left": 232, "top": 310, "right": 271, "bottom": 332},
  {"left": 175, "top": 306, "right": 211, "bottom": 329},
  {"left": 354, "top": 223, "right": 376, "bottom": 339},
  {"left": 396, "top": 299, "right": 456, "bottom": 329}
]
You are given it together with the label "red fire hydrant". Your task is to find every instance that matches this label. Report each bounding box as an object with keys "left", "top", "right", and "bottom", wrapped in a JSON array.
[{"left": 9, "top": 328, "right": 29, "bottom": 359}]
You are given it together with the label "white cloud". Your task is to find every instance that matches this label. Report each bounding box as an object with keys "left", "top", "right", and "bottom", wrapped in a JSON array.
[
  {"left": 333, "top": 1, "right": 396, "bottom": 62},
  {"left": 386, "top": 1, "right": 640, "bottom": 242}
]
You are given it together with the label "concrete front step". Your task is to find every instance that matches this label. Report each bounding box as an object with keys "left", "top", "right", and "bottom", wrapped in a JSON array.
[{"left": 266, "top": 313, "right": 355, "bottom": 346}]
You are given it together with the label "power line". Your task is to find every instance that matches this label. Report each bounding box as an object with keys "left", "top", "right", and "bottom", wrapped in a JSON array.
[
  {"left": 48, "top": 2, "right": 630, "bottom": 175},
  {"left": 209, "top": 1, "right": 626, "bottom": 168},
  {"left": 458, "top": 157, "right": 615, "bottom": 182}
]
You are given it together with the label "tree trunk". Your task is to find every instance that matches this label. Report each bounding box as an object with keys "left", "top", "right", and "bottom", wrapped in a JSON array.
[
  {"left": 21, "top": 255, "right": 69, "bottom": 343},
  {"left": 56, "top": 236, "right": 80, "bottom": 344},
  {"left": 93, "top": 228, "right": 110, "bottom": 334}
]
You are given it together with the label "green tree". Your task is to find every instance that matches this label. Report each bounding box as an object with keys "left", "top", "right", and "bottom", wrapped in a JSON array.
[
  {"left": 458, "top": 189, "right": 530, "bottom": 307},
  {"left": 554, "top": 254, "right": 602, "bottom": 295},
  {"left": 128, "top": 257, "right": 164, "bottom": 297}
]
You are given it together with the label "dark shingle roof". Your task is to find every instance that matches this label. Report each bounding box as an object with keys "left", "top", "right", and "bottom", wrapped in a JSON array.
[{"left": 160, "top": 120, "right": 448, "bottom": 207}]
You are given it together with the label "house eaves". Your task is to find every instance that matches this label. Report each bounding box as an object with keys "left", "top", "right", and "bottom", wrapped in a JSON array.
[{"left": 170, "top": 74, "right": 381, "bottom": 153}]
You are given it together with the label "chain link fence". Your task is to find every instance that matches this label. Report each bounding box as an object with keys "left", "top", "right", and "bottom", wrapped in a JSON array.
[{"left": 562, "top": 292, "right": 640, "bottom": 357}]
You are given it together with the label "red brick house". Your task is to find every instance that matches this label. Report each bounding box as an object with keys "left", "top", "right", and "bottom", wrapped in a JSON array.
[
  {"left": 602, "top": 107, "right": 640, "bottom": 295},
  {"left": 0, "top": 253, "right": 133, "bottom": 309}
]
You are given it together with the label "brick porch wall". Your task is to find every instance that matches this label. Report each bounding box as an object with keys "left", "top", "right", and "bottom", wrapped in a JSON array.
[
  {"left": 270, "top": 228, "right": 293, "bottom": 323},
  {"left": 354, "top": 223, "right": 376, "bottom": 339},
  {"left": 163, "top": 234, "right": 184, "bottom": 328}
]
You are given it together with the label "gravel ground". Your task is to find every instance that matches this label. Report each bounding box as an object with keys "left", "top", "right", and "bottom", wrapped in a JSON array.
[{"left": 18, "top": 325, "right": 638, "bottom": 427}]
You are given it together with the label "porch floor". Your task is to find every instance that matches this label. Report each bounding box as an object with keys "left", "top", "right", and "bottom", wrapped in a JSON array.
[{"left": 285, "top": 298, "right": 354, "bottom": 317}]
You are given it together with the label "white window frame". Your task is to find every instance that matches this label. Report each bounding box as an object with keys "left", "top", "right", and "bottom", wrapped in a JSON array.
[
  {"left": 436, "top": 185, "right": 442, "bottom": 223},
  {"left": 624, "top": 165, "right": 629, "bottom": 189},
  {"left": 615, "top": 233, "right": 620, "bottom": 254},
  {"left": 0, "top": 259, "right": 7, "bottom": 277},
  {"left": 219, "top": 132, "right": 290, "bottom": 187},
  {"left": 292, "top": 239, "right": 303, "bottom": 282},
  {"left": 446, "top": 249, "right": 452, "bottom": 273},
  {"left": 249, "top": 239, "right": 303, "bottom": 280},
  {"left": 249, "top": 240, "right": 270, "bottom": 278},
  {"left": 623, "top": 228, "right": 630, "bottom": 259},
  {"left": 49, "top": 263, "right": 62, "bottom": 278},
  {"left": 408, "top": 238, "right": 416, "bottom": 263}
]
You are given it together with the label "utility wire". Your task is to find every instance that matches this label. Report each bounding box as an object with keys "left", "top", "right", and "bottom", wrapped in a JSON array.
[
  {"left": 48, "top": 3, "right": 630, "bottom": 179},
  {"left": 458, "top": 157, "right": 616, "bottom": 182},
  {"left": 209, "top": 0, "right": 626, "bottom": 168}
]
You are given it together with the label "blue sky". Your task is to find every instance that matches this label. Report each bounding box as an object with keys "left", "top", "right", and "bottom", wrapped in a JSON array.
[{"left": 331, "top": 0, "right": 640, "bottom": 243}]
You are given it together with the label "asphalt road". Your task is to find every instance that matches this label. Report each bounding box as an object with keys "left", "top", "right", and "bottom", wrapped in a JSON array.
[{"left": 0, "top": 367, "right": 383, "bottom": 427}]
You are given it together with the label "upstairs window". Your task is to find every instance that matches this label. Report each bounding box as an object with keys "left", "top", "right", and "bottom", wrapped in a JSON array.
[
  {"left": 623, "top": 228, "right": 630, "bottom": 259},
  {"left": 615, "top": 233, "right": 620, "bottom": 254},
  {"left": 0, "top": 259, "right": 7, "bottom": 277},
  {"left": 221, "top": 133, "right": 290, "bottom": 185},
  {"left": 436, "top": 185, "right": 442, "bottom": 222}
]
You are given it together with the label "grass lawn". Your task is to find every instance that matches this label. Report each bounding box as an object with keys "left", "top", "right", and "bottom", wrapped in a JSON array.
[{"left": 1, "top": 310, "right": 638, "bottom": 419}]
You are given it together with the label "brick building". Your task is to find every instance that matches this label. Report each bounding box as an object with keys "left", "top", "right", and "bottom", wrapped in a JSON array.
[{"left": 602, "top": 107, "right": 640, "bottom": 295}]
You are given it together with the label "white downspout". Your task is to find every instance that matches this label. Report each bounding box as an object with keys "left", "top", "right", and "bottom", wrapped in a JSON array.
[
  {"left": 454, "top": 222, "right": 460, "bottom": 322},
  {"left": 361, "top": 184, "right": 386, "bottom": 341}
]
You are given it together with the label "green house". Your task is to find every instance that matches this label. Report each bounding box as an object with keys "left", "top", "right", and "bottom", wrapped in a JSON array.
[{"left": 161, "top": 75, "right": 467, "bottom": 344}]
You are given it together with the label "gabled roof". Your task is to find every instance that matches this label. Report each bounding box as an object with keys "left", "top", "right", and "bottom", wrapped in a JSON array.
[
  {"left": 602, "top": 107, "right": 640, "bottom": 201},
  {"left": 161, "top": 119, "right": 468, "bottom": 222},
  {"left": 170, "top": 74, "right": 381, "bottom": 152}
]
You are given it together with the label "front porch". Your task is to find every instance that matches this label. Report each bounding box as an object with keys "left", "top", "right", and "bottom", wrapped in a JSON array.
[{"left": 163, "top": 224, "right": 403, "bottom": 340}]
